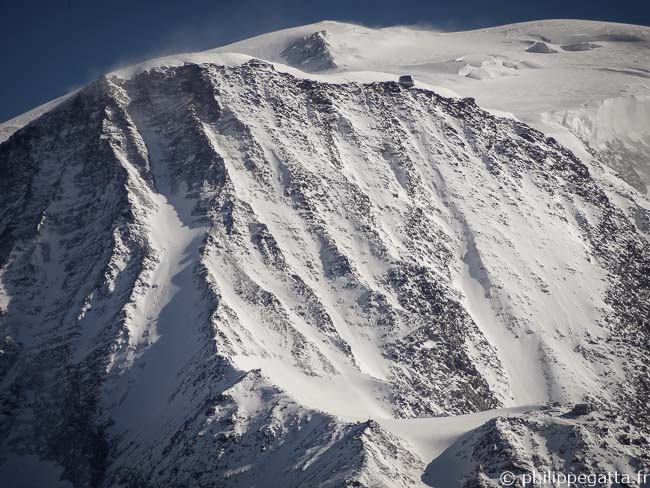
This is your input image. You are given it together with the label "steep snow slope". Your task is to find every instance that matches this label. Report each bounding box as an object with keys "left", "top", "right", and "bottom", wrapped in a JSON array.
[
  {"left": 1, "top": 20, "right": 650, "bottom": 488},
  {"left": 212, "top": 20, "right": 650, "bottom": 192},
  {"left": 424, "top": 404, "right": 650, "bottom": 487},
  {"left": 543, "top": 95, "right": 650, "bottom": 193}
]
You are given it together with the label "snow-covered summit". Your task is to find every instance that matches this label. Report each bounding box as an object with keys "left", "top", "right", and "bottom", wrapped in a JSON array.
[
  {"left": 210, "top": 18, "right": 650, "bottom": 116},
  {"left": 209, "top": 19, "right": 650, "bottom": 192}
]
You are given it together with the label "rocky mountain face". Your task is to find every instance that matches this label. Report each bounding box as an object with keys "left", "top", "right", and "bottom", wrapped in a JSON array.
[
  {"left": 425, "top": 405, "right": 650, "bottom": 487},
  {"left": 282, "top": 31, "right": 337, "bottom": 72},
  {"left": 1, "top": 57, "right": 649, "bottom": 487}
]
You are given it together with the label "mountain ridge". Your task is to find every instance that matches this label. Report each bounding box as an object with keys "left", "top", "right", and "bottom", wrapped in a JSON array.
[{"left": 1, "top": 20, "right": 650, "bottom": 487}]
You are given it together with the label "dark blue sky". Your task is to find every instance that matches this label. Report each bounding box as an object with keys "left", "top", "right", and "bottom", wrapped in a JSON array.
[{"left": 2, "top": 0, "right": 649, "bottom": 122}]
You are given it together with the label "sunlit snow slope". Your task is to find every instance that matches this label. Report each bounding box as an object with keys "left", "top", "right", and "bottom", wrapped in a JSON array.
[
  {"left": 213, "top": 20, "right": 650, "bottom": 192},
  {"left": 1, "top": 19, "right": 650, "bottom": 488}
]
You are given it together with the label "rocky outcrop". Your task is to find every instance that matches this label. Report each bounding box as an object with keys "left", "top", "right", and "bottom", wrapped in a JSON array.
[{"left": 282, "top": 31, "right": 337, "bottom": 71}]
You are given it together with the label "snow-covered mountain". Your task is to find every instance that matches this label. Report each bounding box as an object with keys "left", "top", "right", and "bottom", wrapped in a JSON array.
[{"left": 1, "top": 19, "right": 649, "bottom": 488}]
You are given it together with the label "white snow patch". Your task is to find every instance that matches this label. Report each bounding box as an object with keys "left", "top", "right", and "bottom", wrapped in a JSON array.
[{"left": 379, "top": 405, "right": 541, "bottom": 462}]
